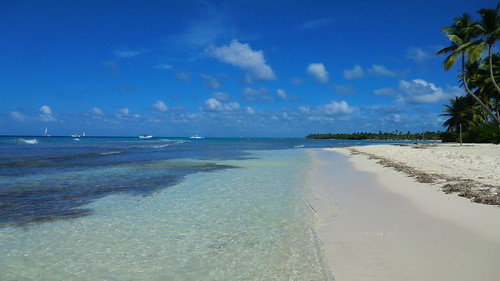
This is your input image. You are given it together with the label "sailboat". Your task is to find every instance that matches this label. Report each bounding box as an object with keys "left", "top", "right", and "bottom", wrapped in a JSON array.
[{"left": 43, "top": 128, "right": 50, "bottom": 137}]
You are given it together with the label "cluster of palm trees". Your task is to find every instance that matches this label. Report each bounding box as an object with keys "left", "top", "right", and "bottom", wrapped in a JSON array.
[{"left": 436, "top": 3, "right": 500, "bottom": 143}]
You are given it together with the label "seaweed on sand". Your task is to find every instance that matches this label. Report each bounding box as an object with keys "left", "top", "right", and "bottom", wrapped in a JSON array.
[{"left": 347, "top": 148, "right": 500, "bottom": 206}]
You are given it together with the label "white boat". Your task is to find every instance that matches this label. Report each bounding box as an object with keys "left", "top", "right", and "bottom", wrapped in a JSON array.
[
  {"left": 190, "top": 134, "right": 204, "bottom": 139},
  {"left": 71, "top": 133, "right": 81, "bottom": 138},
  {"left": 43, "top": 128, "right": 50, "bottom": 137},
  {"left": 139, "top": 134, "right": 153, "bottom": 139}
]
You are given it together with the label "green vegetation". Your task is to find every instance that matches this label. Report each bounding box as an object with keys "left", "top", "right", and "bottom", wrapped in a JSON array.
[
  {"left": 305, "top": 131, "right": 442, "bottom": 141},
  {"left": 436, "top": 3, "right": 500, "bottom": 143}
]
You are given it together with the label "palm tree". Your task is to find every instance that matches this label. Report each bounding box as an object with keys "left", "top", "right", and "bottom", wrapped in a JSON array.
[
  {"left": 440, "top": 95, "right": 483, "bottom": 132},
  {"left": 436, "top": 14, "right": 479, "bottom": 70},
  {"left": 435, "top": 13, "right": 500, "bottom": 126},
  {"left": 468, "top": 4, "right": 500, "bottom": 94},
  {"left": 467, "top": 55, "right": 500, "bottom": 115}
]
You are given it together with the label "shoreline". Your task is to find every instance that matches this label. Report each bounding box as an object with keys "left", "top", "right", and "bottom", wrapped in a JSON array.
[
  {"left": 307, "top": 146, "right": 500, "bottom": 280},
  {"left": 345, "top": 143, "right": 500, "bottom": 205}
]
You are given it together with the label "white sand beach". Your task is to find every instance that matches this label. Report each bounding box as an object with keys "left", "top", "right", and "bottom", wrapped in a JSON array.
[
  {"left": 308, "top": 144, "right": 500, "bottom": 281},
  {"left": 352, "top": 143, "right": 500, "bottom": 187}
]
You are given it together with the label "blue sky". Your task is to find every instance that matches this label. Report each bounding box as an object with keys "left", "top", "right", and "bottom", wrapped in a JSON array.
[{"left": 1, "top": 0, "right": 497, "bottom": 137}]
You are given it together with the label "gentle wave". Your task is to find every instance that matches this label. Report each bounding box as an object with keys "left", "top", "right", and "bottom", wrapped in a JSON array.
[
  {"left": 131, "top": 139, "right": 190, "bottom": 149},
  {"left": 151, "top": 144, "right": 171, "bottom": 148},
  {"left": 17, "top": 138, "right": 39, "bottom": 144},
  {"left": 98, "top": 151, "right": 124, "bottom": 155}
]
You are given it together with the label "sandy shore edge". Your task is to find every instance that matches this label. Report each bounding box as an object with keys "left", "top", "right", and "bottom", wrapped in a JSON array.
[
  {"left": 307, "top": 146, "right": 500, "bottom": 281},
  {"left": 342, "top": 143, "right": 500, "bottom": 205}
]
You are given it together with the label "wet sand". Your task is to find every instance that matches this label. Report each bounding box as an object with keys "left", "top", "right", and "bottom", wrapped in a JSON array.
[{"left": 307, "top": 148, "right": 500, "bottom": 281}]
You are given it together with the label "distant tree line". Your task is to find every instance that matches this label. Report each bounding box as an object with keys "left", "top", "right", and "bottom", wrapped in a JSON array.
[{"left": 305, "top": 131, "right": 442, "bottom": 141}]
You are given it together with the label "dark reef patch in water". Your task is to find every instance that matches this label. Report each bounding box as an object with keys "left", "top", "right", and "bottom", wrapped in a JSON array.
[{"left": 0, "top": 162, "right": 236, "bottom": 227}]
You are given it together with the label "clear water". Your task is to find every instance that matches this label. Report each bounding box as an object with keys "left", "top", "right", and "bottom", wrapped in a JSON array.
[{"left": 0, "top": 136, "right": 392, "bottom": 280}]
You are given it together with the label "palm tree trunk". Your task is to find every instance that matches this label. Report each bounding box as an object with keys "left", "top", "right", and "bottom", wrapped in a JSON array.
[
  {"left": 461, "top": 53, "right": 500, "bottom": 128},
  {"left": 488, "top": 44, "right": 500, "bottom": 95}
]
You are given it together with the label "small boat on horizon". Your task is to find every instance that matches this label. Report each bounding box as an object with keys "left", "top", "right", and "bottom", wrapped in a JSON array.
[
  {"left": 190, "top": 134, "right": 204, "bottom": 139},
  {"left": 139, "top": 134, "right": 153, "bottom": 139},
  {"left": 43, "top": 128, "right": 51, "bottom": 137},
  {"left": 71, "top": 133, "right": 81, "bottom": 138}
]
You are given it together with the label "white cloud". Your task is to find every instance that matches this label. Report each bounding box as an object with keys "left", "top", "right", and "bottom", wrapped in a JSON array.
[
  {"left": 39, "top": 105, "right": 56, "bottom": 122},
  {"left": 373, "top": 79, "right": 460, "bottom": 105},
  {"left": 406, "top": 47, "right": 430, "bottom": 64},
  {"left": 297, "top": 101, "right": 356, "bottom": 117},
  {"left": 212, "top": 92, "right": 230, "bottom": 101},
  {"left": 298, "top": 106, "right": 312, "bottom": 114},
  {"left": 208, "top": 40, "right": 276, "bottom": 82},
  {"left": 322, "top": 100, "right": 356, "bottom": 115},
  {"left": 306, "top": 63, "right": 329, "bottom": 84},
  {"left": 242, "top": 87, "right": 274, "bottom": 102},
  {"left": 89, "top": 107, "right": 104, "bottom": 120},
  {"left": 90, "top": 107, "right": 104, "bottom": 116},
  {"left": 446, "top": 85, "right": 464, "bottom": 97},
  {"left": 276, "top": 89, "right": 288, "bottom": 100},
  {"left": 117, "top": 107, "right": 140, "bottom": 118},
  {"left": 119, "top": 108, "right": 130, "bottom": 116},
  {"left": 281, "top": 112, "right": 293, "bottom": 120},
  {"left": 152, "top": 100, "right": 169, "bottom": 112},
  {"left": 343, "top": 65, "right": 364, "bottom": 79},
  {"left": 201, "top": 73, "right": 222, "bottom": 89},
  {"left": 369, "top": 65, "right": 397, "bottom": 77},
  {"left": 40, "top": 105, "right": 52, "bottom": 115},
  {"left": 388, "top": 113, "right": 404, "bottom": 123},
  {"left": 203, "top": 98, "right": 240, "bottom": 112},
  {"left": 246, "top": 107, "right": 255, "bottom": 115},
  {"left": 10, "top": 111, "right": 26, "bottom": 121},
  {"left": 398, "top": 79, "right": 455, "bottom": 104}
]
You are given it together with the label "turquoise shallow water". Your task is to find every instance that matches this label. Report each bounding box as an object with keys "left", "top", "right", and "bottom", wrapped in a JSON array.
[{"left": 0, "top": 146, "right": 331, "bottom": 280}]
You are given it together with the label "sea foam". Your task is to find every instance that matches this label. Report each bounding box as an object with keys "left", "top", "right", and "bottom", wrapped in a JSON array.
[{"left": 18, "top": 138, "right": 38, "bottom": 144}]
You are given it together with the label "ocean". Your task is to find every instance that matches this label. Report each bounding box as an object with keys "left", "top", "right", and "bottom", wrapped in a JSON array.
[{"left": 0, "top": 136, "right": 381, "bottom": 280}]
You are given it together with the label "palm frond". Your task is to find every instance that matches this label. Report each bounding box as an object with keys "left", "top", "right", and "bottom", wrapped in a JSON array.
[
  {"left": 456, "top": 40, "right": 478, "bottom": 52},
  {"left": 435, "top": 45, "right": 457, "bottom": 57},
  {"left": 478, "top": 8, "right": 498, "bottom": 33},
  {"left": 443, "top": 51, "right": 460, "bottom": 71},
  {"left": 468, "top": 41, "right": 487, "bottom": 62},
  {"left": 446, "top": 34, "right": 463, "bottom": 44},
  {"left": 492, "top": 28, "right": 500, "bottom": 39},
  {"left": 441, "top": 26, "right": 456, "bottom": 35}
]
